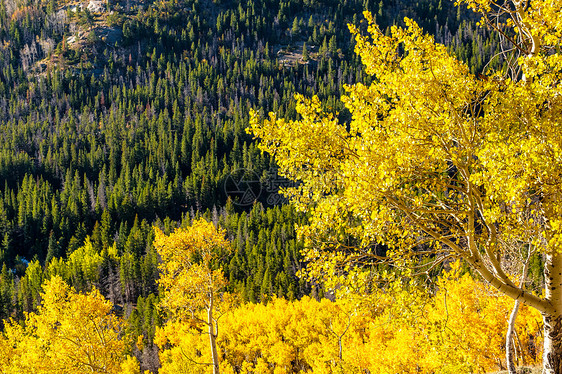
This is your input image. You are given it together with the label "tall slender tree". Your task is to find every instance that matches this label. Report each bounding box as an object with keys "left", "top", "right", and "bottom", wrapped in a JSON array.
[{"left": 154, "top": 219, "right": 231, "bottom": 374}]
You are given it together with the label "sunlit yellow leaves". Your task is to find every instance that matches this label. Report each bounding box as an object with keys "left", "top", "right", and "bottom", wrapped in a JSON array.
[
  {"left": 155, "top": 320, "right": 212, "bottom": 374},
  {"left": 422, "top": 263, "right": 541, "bottom": 371},
  {"left": 458, "top": 0, "right": 562, "bottom": 53},
  {"left": 155, "top": 218, "right": 234, "bottom": 374},
  {"left": 120, "top": 356, "right": 142, "bottom": 374},
  {"left": 251, "top": 11, "right": 492, "bottom": 262},
  {"left": 154, "top": 268, "right": 541, "bottom": 373},
  {"left": 249, "top": 2, "right": 562, "bottom": 318},
  {"left": 0, "top": 276, "right": 132, "bottom": 374},
  {"left": 154, "top": 218, "right": 230, "bottom": 320}
]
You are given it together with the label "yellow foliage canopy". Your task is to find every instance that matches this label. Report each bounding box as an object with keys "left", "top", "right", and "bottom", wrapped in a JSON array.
[
  {"left": 0, "top": 276, "right": 137, "bottom": 374},
  {"left": 156, "top": 267, "right": 542, "bottom": 373},
  {"left": 248, "top": 5, "right": 562, "bottom": 314},
  {"left": 154, "top": 218, "right": 230, "bottom": 320},
  {"left": 154, "top": 218, "right": 233, "bottom": 374},
  {"left": 249, "top": 3, "right": 562, "bottom": 367}
]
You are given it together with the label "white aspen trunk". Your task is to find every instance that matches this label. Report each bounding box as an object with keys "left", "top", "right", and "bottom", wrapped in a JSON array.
[
  {"left": 338, "top": 336, "right": 342, "bottom": 361},
  {"left": 507, "top": 253, "right": 531, "bottom": 374},
  {"left": 543, "top": 253, "right": 562, "bottom": 374},
  {"left": 208, "top": 290, "right": 220, "bottom": 374},
  {"left": 506, "top": 299, "right": 520, "bottom": 374}
]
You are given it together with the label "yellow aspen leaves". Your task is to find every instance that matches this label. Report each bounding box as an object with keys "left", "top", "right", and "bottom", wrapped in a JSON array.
[
  {"left": 154, "top": 218, "right": 233, "bottom": 374},
  {"left": 154, "top": 219, "right": 230, "bottom": 320},
  {"left": 249, "top": 1, "right": 562, "bottom": 319},
  {"left": 249, "top": 2, "right": 562, "bottom": 369},
  {"left": 0, "top": 276, "right": 133, "bottom": 374},
  {"left": 152, "top": 270, "right": 540, "bottom": 373}
]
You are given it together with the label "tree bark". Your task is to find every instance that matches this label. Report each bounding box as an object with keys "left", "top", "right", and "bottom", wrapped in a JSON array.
[
  {"left": 543, "top": 314, "right": 562, "bottom": 374},
  {"left": 506, "top": 299, "right": 520, "bottom": 374},
  {"left": 208, "top": 291, "right": 220, "bottom": 374},
  {"left": 543, "top": 253, "right": 562, "bottom": 374},
  {"left": 507, "top": 252, "right": 531, "bottom": 374}
]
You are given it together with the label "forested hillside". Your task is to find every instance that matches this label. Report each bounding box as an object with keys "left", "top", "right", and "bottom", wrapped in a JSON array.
[{"left": 0, "top": 0, "right": 546, "bottom": 372}]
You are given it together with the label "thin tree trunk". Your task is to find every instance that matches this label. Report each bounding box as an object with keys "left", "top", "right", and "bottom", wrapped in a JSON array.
[
  {"left": 338, "top": 336, "right": 343, "bottom": 361},
  {"left": 507, "top": 299, "right": 521, "bottom": 374},
  {"left": 208, "top": 290, "right": 220, "bottom": 374},
  {"left": 507, "top": 252, "right": 531, "bottom": 374},
  {"left": 543, "top": 253, "right": 562, "bottom": 374},
  {"left": 514, "top": 329, "right": 526, "bottom": 367}
]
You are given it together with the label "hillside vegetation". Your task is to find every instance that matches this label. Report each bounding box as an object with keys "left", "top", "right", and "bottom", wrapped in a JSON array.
[{"left": 0, "top": 0, "right": 547, "bottom": 372}]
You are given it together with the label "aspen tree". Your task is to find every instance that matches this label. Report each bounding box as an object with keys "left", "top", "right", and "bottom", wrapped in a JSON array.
[
  {"left": 154, "top": 218, "right": 231, "bottom": 374},
  {"left": 249, "top": 1, "right": 562, "bottom": 371}
]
